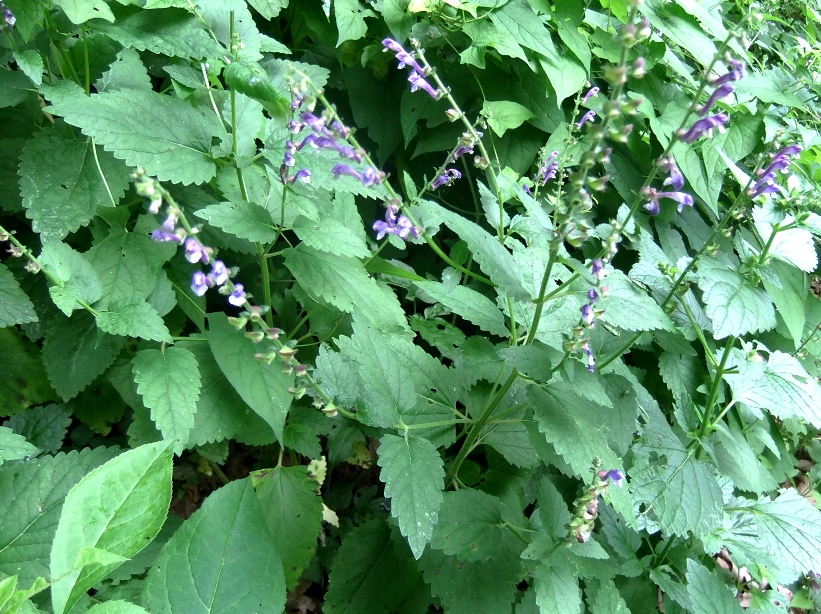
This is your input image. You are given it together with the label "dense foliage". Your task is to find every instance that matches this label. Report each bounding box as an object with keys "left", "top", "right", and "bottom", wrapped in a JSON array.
[{"left": 2, "top": 0, "right": 821, "bottom": 612}]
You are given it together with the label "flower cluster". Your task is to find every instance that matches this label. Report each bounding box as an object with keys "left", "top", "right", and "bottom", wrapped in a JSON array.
[
  {"left": 535, "top": 150, "right": 559, "bottom": 186},
  {"left": 568, "top": 463, "right": 625, "bottom": 543},
  {"left": 383, "top": 38, "right": 443, "bottom": 100},
  {"left": 642, "top": 155, "right": 694, "bottom": 215},
  {"left": 679, "top": 58, "right": 744, "bottom": 143},
  {"left": 566, "top": 260, "right": 608, "bottom": 373},
  {"left": 373, "top": 201, "right": 421, "bottom": 241},
  {"left": 0, "top": 2, "right": 14, "bottom": 29},
  {"left": 748, "top": 144, "right": 802, "bottom": 198}
]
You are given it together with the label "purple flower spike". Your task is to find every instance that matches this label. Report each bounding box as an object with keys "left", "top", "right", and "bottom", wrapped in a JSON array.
[
  {"left": 228, "top": 284, "right": 246, "bottom": 307},
  {"left": 453, "top": 144, "right": 474, "bottom": 159},
  {"left": 209, "top": 260, "right": 229, "bottom": 286},
  {"left": 408, "top": 72, "right": 441, "bottom": 99},
  {"left": 577, "top": 110, "right": 597, "bottom": 128},
  {"left": 581, "top": 303, "right": 595, "bottom": 327},
  {"left": 373, "top": 219, "right": 391, "bottom": 240},
  {"left": 712, "top": 58, "right": 745, "bottom": 86},
  {"left": 700, "top": 83, "right": 734, "bottom": 116},
  {"left": 582, "top": 340, "right": 596, "bottom": 373},
  {"left": 395, "top": 50, "right": 425, "bottom": 74},
  {"left": 191, "top": 271, "right": 209, "bottom": 297},
  {"left": 431, "top": 168, "right": 461, "bottom": 190},
  {"left": 151, "top": 229, "right": 182, "bottom": 244},
  {"left": 382, "top": 38, "right": 406, "bottom": 55},
  {"left": 373, "top": 204, "right": 420, "bottom": 241},
  {"left": 680, "top": 113, "right": 729, "bottom": 143},
  {"left": 592, "top": 259, "right": 605, "bottom": 281},
  {"left": 601, "top": 469, "right": 625, "bottom": 487},
  {"left": 297, "top": 134, "right": 318, "bottom": 151},
  {"left": 184, "top": 238, "right": 210, "bottom": 264},
  {"left": 582, "top": 86, "right": 600, "bottom": 103}
]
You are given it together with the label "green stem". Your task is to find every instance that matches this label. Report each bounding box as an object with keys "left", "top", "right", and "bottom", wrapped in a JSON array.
[
  {"left": 82, "top": 25, "right": 90, "bottom": 95},
  {"left": 697, "top": 335, "right": 736, "bottom": 441},
  {"left": 525, "top": 250, "right": 556, "bottom": 345}
]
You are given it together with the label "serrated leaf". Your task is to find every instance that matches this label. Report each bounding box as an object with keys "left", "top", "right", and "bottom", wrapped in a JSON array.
[
  {"left": 3, "top": 404, "right": 71, "bottom": 454},
  {"left": 415, "top": 280, "right": 509, "bottom": 337},
  {"left": 377, "top": 435, "right": 444, "bottom": 559},
  {"left": 284, "top": 245, "right": 410, "bottom": 334},
  {"left": 429, "top": 489, "right": 506, "bottom": 560},
  {"left": 39, "top": 241, "right": 104, "bottom": 316},
  {"left": 723, "top": 489, "right": 821, "bottom": 581},
  {"left": 324, "top": 520, "right": 419, "bottom": 614},
  {"left": 685, "top": 560, "right": 743, "bottom": 613},
  {"left": 94, "top": 7, "right": 224, "bottom": 58},
  {"left": 46, "top": 89, "right": 220, "bottom": 185},
  {"left": 43, "top": 312, "right": 125, "bottom": 401},
  {"left": 534, "top": 560, "right": 582, "bottom": 614},
  {"left": 706, "top": 423, "right": 777, "bottom": 494},
  {"left": 50, "top": 442, "right": 172, "bottom": 614},
  {"left": 697, "top": 258, "right": 776, "bottom": 339},
  {"left": 86, "top": 601, "right": 150, "bottom": 614},
  {"left": 601, "top": 270, "right": 674, "bottom": 331},
  {"left": 587, "top": 580, "right": 631, "bottom": 613},
  {"left": 3, "top": 0, "right": 50, "bottom": 40},
  {"left": 630, "top": 403, "right": 723, "bottom": 538},
  {"left": 764, "top": 227, "right": 818, "bottom": 273},
  {"left": 97, "top": 296, "right": 172, "bottom": 343},
  {"left": 196, "top": 0, "right": 263, "bottom": 62},
  {"left": 0, "top": 427, "right": 39, "bottom": 465},
  {"left": 254, "top": 466, "right": 323, "bottom": 590},
  {"left": 419, "top": 200, "right": 529, "bottom": 301},
  {"left": 761, "top": 260, "right": 806, "bottom": 346},
  {"left": 0, "top": 447, "right": 121, "bottom": 585},
  {"left": 206, "top": 313, "right": 292, "bottom": 443},
  {"left": 144, "top": 478, "right": 286, "bottom": 613},
  {"left": 132, "top": 348, "right": 201, "bottom": 453},
  {"left": 13, "top": 50, "right": 44, "bottom": 86},
  {"left": 0, "top": 263, "right": 37, "bottom": 327},
  {"left": 94, "top": 48, "right": 152, "bottom": 93},
  {"left": 54, "top": 0, "right": 114, "bottom": 23},
  {"left": 194, "top": 201, "right": 278, "bottom": 243},
  {"left": 725, "top": 349, "right": 821, "bottom": 427}
]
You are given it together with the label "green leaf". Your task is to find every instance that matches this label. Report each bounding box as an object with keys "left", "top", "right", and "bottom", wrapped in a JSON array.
[
  {"left": 3, "top": 0, "right": 50, "bottom": 40},
  {"left": 534, "top": 559, "right": 582, "bottom": 614},
  {"left": 86, "top": 601, "right": 150, "bottom": 614},
  {"left": 13, "top": 50, "right": 44, "bottom": 86},
  {"left": 247, "top": 0, "right": 289, "bottom": 19},
  {"left": 419, "top": 201, "right": 529, "bottom": 302},
  {"left": 763, "top": 227, "right": 818, "bottom": 273},
  {"left": 0, "top": 69, "right": 31, "bottom": 108},
  {"left": 50, "top": 442, "right": 173, "bottom": 614},
  {"left": 489, "top": 1, "right": 559, "bottom": 63},
  {"left": 0, "top": 263, "right": 37, "bottom": 327},
  {"left": 377, "top": 434, "right": 445, "bottom": 559},
  {"left": 0, "top": 447, "right": 121, "bottom": 584},
  {"left": 587, "top": 581, "right": 630, "bottom": 613},
  {"left": 734, "top": 68, "right": 810, "bottom": 108},
  {"left": 132, "top": 348, "right": 201, "bottom": 453},
  {"left": 761, "top": 260, "right": 806, "bottom": 346},
  {"left": 94, "top": 48, "right": 152, "bottom": 93},
  {"left": 54, "top": 0, "right": 114, "bottom": 23},
  {"left": 430, "top": 489, "right": 506, "bottom": 560},
  {"left": 601, "top": 270, "right": 674, "bottom": 332},
  {"left": 206, "top": 313, "right": 293, "bottom": 443},
  {"left": 696, "top": 258, "right": 776, "bottom": 339},
  {"left": 415, "top": 280, "right": 509, "bottom": 337},
  {"left": 706, "top": 423, "right": 777, "bottom": 494},
  {"left": 685, "top": 560, "right": 743, "bottom": 614},
  {"left": 325, "top": 520, "right": 419, "bottom": 614},
  {"left": 196, "top": 0, "right": 263, "bottom": 62},
  {"left": 723, "top": 489, "right": 821, "bottom": 581},
  {"left": 284, "top": 245, "right": 410, "bottom": 334},
  {"left": 94, "top": 8, "right": 224, "bottom": 59},
  {"left": 254, "top": 466, "right": 324, "bottom": 590},
  {"left": 39, "top": 241, "right": 103, "bottom": 316},
  {"left": 42, "top": 311, "right": 125, "bottom": 401},
  {"left": 46, "top": 89, "right": 220, "bottom": 185},
  {"left": 3, "top": 403, "right": 72, "bottom": 454},
  {"left": 144, "top": 478, "right": 286, "bottom": 613},
  {"left": 0, "top": 427, "right": 39, "bottom": 465},
  {"left": 724, "top": 349, "right": 821, "bottom": 428},
  {"left": 482, "top": 100, "right": 536, "bottom": 137},
  {"left": 194, "top": 201, "right": 278, "bottom": 243},
  {"left": 335, "top": 0, "right": 368, "bottom": 45},
  {"left": 96, "top": 296, "right": 172, "bottom": 343},
  {"left": 630, "top": 403, "right": 723, "bottom": 538},
  {"left": 291, "top": 192, "right": 370, "bottom": 258}
]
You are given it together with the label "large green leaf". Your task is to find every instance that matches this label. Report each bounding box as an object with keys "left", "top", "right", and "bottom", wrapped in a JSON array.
[
  {"left": 429, "top": 489, "right": 507, "bottom": 561},
  {"left": 3, "top": 403, "right": 72, "bottom": 454},
  {"left": 96, "top": 296, "right": 172, "bottom": 343},
  {"left": 86, "top": 602, "right": 150, "bottom": 614},
  {"left": 696, "top": 258, "right": 776, "bottom": 339},
  {"left": 42, "top": 312, "right": 125, "bottom": 401},
  {"left": 601, "top": 270, "right": 674, "bottom": 332},
  {"left": 54, "top": 0, "right": 115, "bottom": 23},
  {"left": 39, "top": 241, "right": 103, "bottom": 316},
  {"left": 206, "top": 313, "right": 292, "bottom": 442},
  {"left": 0, "top": 427, "right": 38, "bottom": 465},
  {"left": 415, "top": 280, "right": 509, "bottom": 337},
  {"left": 254, "top": 466, "right": 324, "bottom": 590},
  {"left": 19, "top": 133, "right": 129, "bottom": 241},
  {"left": 284, "top": 245, "right": 410, "bottom": 334},
  {"left": 2, "top": 0, "right": 50, "bottom": 40},
  {"left": 0, "top": 263, "right": 37, "bottom": 328},
  {"left": 377, "top": 435, "right": 445, "bottom": 559},
  {"left": 194, "top": 201, "right": 278, "bottom": 243},
  {"left": 50, "top": 442, "right": 173, "bottom": 614},
  {"left": 144, "top": 478, "right": 286, "bottom": 613},
  {"left": 324, "top": 520, "right": 419, "bottom": 614},
  {"left": 334, "top": 0, "right": 368, "bottom": 45},
  {"left": 46, "top": 89, "right": 220, "bottom": 185},
  {"left": 534, "top": 559, "right": 582, "bottom": 614},
  {"left": 685, "top": 560, "right": 743, "bottom": 614},
  {"left": 482, "top": 100, "right": 535, "bottom": 137},
  {"left": 132, "top": 348, "right": 201, "bottom": 453}
]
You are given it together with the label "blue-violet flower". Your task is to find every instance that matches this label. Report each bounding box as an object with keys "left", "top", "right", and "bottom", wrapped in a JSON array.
[
  {"left": 680, "top": 113, "right": 729, "bottom": 143},
  {"left": 577, "top": 110, "right": 597, "bottom": 128},
  {"left": 229, "top": 284, "right": 247, "bottom": 307},
  {"left": 191, "top": 271, "right": 209, "bottom": 296}
]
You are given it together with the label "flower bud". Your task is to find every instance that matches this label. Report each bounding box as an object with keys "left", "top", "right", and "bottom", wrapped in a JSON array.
[
  {"left": 278, "top": 346, "right": 297, "bottom": 360},
  {"left": 446, "top": 109, "right": 461, "bottom": 121},
  {"left": 245, "top": 330, "right": 265, "bottom": 343},
  {"left": 604, "top": 65, "right": 627, "bottom": 85},
  {"left": 227, "top": 316, "right": 249, "bottom": 329},
  {"left": 473, "top": 155, "right": 489, "bottom": 169},
  {"left": 254, "top": 352, "right": 277, "bottom": 365},
  {"left": 603, "top": 100, "right": 622, "bottom": 118},
  {"left": 322, "top": 404, "right": 339, "bottom": 418},
  {"left": 25, "top": 261, "right": 41, "bottom": 274}
]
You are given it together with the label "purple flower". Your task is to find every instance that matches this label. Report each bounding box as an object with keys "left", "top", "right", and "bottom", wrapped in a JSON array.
[
  {"left": 361, "top": 167, "right": 381, "bottom": 187},
  {"left": 209, "top": 260, "right": 229, "bottom": 286},
  {"left": 184, "top": 238, "right": 210, "bottom": 264},
  {"left": 3, "top": 6, "right": 14, "bottom": 28},
  {"left": 582, "top": 86, "right": 600, "bottom": 103},
  {"left": 297, "top": 134, "right": 318, "bottom": 151},
  {"left": 522, "top": 184, "right": 532, "bottom": 195},
  {"left": 330, "top": 121, "right": 351, "bottom": 139},
  {"left": 577, "top": 110, "right": 597, "bottom": 128},
  {"left": 191, "top": 271, "right": 209, "bottom": 296},
  {"left": 592, "top": 259, "right": 605, "bottom": 281},
  {"left": 300, "top": 112, "right": 328, "bottom": 133},
  {"left": 431, "top": 168, "right": 461, "bottom": 190},
  {"left": 290, "top": 169, "right": 311, "bottom": 184},
  {"left": 680, "top": 113, "right": 729, "bottom": 143},
  {"left": 587, "top": 289, "right": 599, "bottom": 303},
  {"left": 712, "top": 58, "right": 745, "bottom": 86},
  {"left": 151, "top": 229, "right": 182, "bottom": 243},
  {"left": 382, "top": 38, "right": 406, "bottom": 55},
  {"left": 600, "top": 469, "right": 625, "bottom": 487},
  {"left": 228, "top": 284, "right": 246, "bottom": 307},
  {"left": 700, "top": 83, "right": 734, "bottom": 116},
  {"left": 395, "top": 50, "right": 425, "bottom": 75},
  {"left": 288, "top": 120, "right": 303, "bottom": 134},
  {"left": 408, "top": 72, "right": 441, "bottom": 99},
  {"left": 332, "top": 163, "right": 362, "bottom": 182},
  {"left": 453, "top": 144, "right": 474, "bottom": 159},
  {"left": 161, "top": 213, "right": 177, "bottom": 231},
  {"left": 581, "top": 303, "right": 595, "bottom": 327},
  {"left": 535, "top": 151, "right": 559, "bottom": 185},
  {"left": 661, "top": 159, "right": 685, "bottom": 191},
  {"left": 582, "top": 340, "right": 596, "bottom": 373},
  {"left": 643, "top": 187, "right": 694, "bottom": 215},
  {"left": 748, "top": 144, "right": 802, "bottom": 198},
  {"left": 373, "top": 204, "right": 420, "bottom": 241},
  {"left": 147, "top": 197, "right": 162, "bottom": 215}
]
